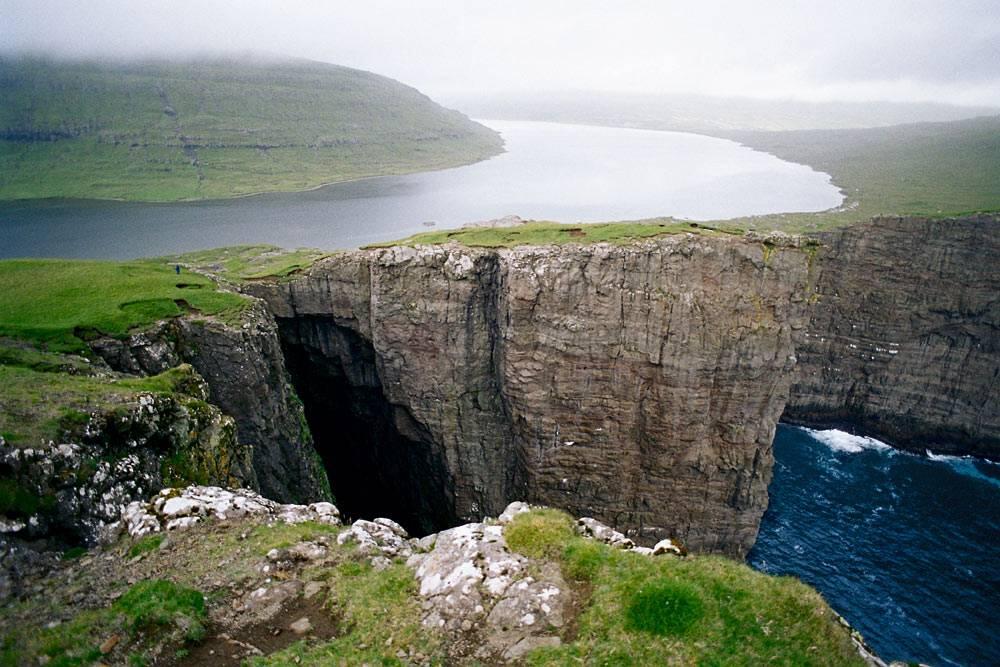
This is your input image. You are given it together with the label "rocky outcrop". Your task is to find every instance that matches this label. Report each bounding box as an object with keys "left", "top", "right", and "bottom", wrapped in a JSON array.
[
  {"left": 121, "top": 485, "right": 340, "bottom": 537},
  {"left": 250, "top": 232, "right": 815, "bottom": 556},
  {"left": 787, "top": 215, "right": 1000, "bottom": 457},
  {"left": 91, "top": 302, "right": 330, "bottom": 504},
  {"left": 0, "top": 375, "right": 251, "bottom": 546},
  {"left": 406, "top": 504, "right": 568, "bottom": 662}
]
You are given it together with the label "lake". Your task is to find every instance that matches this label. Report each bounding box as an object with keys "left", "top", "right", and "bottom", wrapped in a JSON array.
[{"left": 0, "top": 120, "right": 841, "bottom": 259}]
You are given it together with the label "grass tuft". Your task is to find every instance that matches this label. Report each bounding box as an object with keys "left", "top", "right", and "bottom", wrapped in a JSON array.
[
  {"left": 127, "top": 535, "right": 165, "bottom": 559},
  {"left": 115, "top": 579, "right": 206, "bottom": 642},
  {"left": 624, "top": 580, "right": 705, "bottom": 637},
  {"left": 503, "top": 507, "right": 576, "bottom": 560}
]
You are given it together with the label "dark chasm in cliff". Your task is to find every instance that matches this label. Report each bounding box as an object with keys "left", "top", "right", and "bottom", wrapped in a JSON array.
[{"left": 276, "top": 314, "right": 460, "bottom": 536}]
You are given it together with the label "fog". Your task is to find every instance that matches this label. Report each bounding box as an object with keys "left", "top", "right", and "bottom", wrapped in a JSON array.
[{"left": 2, "top": 0, "right": 999, "bottom": 107}]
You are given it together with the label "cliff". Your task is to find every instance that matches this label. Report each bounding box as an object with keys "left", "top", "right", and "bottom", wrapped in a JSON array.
[
  {"left": 786, "top": 214, "right": 1000, "bottom": 456},
  {"left": 249, "top": 232, "right": 815, "bottom": 556},
  {"left": 4, "top": 215, "right": 994, "bottom": 559},
  {"left": 91, "top": 302, "right": 330, "bottom": 504}
]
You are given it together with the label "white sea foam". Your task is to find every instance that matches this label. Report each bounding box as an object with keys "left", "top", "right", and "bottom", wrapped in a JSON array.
[
  {"left": 926, "top": 451, "right": 1000, "bottom": 488},
  {"left": 803, "top": 428, "right": 893, "bottom": 454}
]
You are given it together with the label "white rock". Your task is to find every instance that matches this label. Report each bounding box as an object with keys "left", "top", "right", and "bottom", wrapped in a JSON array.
[
  {"left": 577, "top": 517, "right": 634, "bottom": 549},
  {"left": 120, "top": 486, "right": 341, "bottom": 538},
  {"left": 161, "top": 497, "right": 201, "bottom": 518},
  {"left": 652, "top": 538, "right": 683, "bottom": 556},
  {"left": 289, "top": 617, "right": 313, "bottom": 635},
  {"left": 497, "top": 501, "right": 531, "bottom": 525}
]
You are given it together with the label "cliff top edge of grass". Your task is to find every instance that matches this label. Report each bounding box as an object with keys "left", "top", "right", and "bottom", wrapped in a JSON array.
[{"left": 0, "top": 258, "right": 249, "bottom": 352}]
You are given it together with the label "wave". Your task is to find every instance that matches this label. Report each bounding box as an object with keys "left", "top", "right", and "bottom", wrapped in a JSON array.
[
  {"left": 802, "top": 428, "right": 894, "bottom": 454},
  {"left": 926, "top": 451, "right": 1000, "bottom": 489},
  {"left": 794, "top": 427, "right": 1000, "bottom": 489}
]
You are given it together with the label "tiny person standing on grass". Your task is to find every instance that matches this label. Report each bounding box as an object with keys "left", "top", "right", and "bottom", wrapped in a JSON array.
[{"left": 175, "top": 264, "right": 181, "bottom": 275}]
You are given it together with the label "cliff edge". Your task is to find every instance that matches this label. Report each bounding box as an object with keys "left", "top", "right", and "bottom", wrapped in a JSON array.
[{"left": 249, "top": 231, "right": 816, "bottom": 556}]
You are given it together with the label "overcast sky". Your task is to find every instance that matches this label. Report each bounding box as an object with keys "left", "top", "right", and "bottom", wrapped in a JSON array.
[{"left": 3, "top": 0, "right": 999, "bottom": 106}]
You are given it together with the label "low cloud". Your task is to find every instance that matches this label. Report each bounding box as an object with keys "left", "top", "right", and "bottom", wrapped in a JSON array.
[{"left": 2, "top": 0, "right": 998, "bottom": 106}]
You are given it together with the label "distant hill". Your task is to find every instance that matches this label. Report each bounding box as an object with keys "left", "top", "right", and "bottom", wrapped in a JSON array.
[
  {"left": 729, "top": 115, "right": 1000, "bottom": 223},
  {"left": 446, "top": 90, "right": 999, "bottom": 133},
  {"left": 0, "top": 56, "right": 503, "bottom": 201}
]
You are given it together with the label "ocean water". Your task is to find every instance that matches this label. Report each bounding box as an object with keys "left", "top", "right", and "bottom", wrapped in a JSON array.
[{"left": 750, "top": 425, "right": 1000, "bottom": 666}]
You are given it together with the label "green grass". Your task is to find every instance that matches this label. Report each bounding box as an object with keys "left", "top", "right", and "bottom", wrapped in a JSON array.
[
  {"left": 504, "top": 507, "right": 577, "bottom": 559},
  {"left": 0, "top": 55, "right": 502, "bottom": 201},
  {"left": 0, "top": 579, "right": 205, "bottom": 667},
  {"left": 127, "top": 534, "right": 165, "bottom": 559},
  {"left": 505, "top": 510, "right": 864, "bottom": 665},
  {"left": 116, "top": 579, "right": 206, "bottom": 641},
  {"left": 370, "top": 219, "right": 738, "bottom": 249},
  {"left": 0, "top": 362, "right": 204, "bottom": 446},
  {"left": 0, "top": 258, "right": 248, "bottom": 351},
  {"left": 252, "top": 558, "right": 444, "bottom": 666},
  {"left": 722, "top": 115, "right": 1000, "bottom": 232},
  {"left": 0, "top": 341, "right": 93, "bottom": 374},
  {"left": 161, "top": 245, "right": 333, "bottom": 281}
]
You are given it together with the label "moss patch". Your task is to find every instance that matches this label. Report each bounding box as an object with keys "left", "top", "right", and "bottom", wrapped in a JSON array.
[{"left": 625, "top": 580, "right": 705, "bottom": 637}]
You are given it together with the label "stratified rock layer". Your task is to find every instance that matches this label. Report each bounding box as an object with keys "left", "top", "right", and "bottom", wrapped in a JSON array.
[
  {"left": 787, "top": 215, "right": 1000, "bottom": 456},
  {"left": 251, "top": 233, "right": 814, "bottom": 556}
]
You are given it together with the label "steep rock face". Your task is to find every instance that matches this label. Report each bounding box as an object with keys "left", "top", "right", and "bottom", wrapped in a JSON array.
[
  {"left": 787, "top": 215, "right": 999, "bottom": 456},
  {"left": 250, "top": 233, "right": 813, "bottom": 556},
  {"left": 91, "top": 302, "right": 329, "bottom": 504}
]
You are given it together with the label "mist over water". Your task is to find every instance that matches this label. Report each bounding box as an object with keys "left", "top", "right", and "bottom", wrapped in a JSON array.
[
  {"left": 0, "top": 121, "right": 841, "bottom": 260},
  {"left": 750, "top": 425, "right": 1000, "bottom": 666}
]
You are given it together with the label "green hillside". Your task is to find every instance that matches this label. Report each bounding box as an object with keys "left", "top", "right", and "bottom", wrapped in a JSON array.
[
  {"left": 0, "top": 56, "right": 503, "bottom": 201},
  {"left": 727, "top": 115, "right": 1000, "bottom": 228}
]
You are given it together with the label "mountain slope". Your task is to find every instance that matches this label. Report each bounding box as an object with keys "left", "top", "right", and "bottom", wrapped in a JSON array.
[
  {"left": 0, "top": 56, "right": 503, "bottom": 201},
  {"left": 729, "top": 115, "right": 1000, "bottom": 220}
]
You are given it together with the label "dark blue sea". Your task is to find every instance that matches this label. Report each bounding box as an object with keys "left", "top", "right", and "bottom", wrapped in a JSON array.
[{"left": 750, "top": 425, "right": 1000, "bottom": 666}]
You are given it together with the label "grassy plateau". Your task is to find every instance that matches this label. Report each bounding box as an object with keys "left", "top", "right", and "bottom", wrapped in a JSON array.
[
  {"left": 0, "top": 257, "right": 249, "bottom": 445},
  {"left": 724, "top": 115, "right": 1000, "bottom": 231},
  {"left": 0, "top": 258, "right": 248, "bottom": 351}
]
